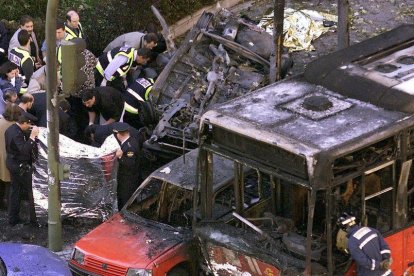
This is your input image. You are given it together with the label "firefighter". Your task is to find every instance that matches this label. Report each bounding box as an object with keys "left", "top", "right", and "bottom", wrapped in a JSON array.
[
  {"left": 95, "top": 47, "right": 151, "bottom": 92},
  {"left": 120, "top": 77, "right": 156, "bottom": 129},
  {"left": 337, "top": 213, "right": 393, "bottom": 276},
  {"left": 113, "top": 122, "right": 141, "bottom": 210}
]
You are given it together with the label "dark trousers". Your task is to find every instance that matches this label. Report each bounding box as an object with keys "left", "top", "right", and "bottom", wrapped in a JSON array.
[
  {"left": 94, "top": 70, "right": 126, "bottom": 93},
  {"left": 8, "top": 171, "right": 36, "bottom": 225},
  {"left": 123, "top": 112, "right": 144, "bottom": 130},
  {"left": 0, "top": 180, "right": 10, "bottom": 208},
  {"left": 117, "top": 173, "right": 141, "bottom": 210},
  {"left": 67, "top": 96, "right": 89, "bottom": 143}
]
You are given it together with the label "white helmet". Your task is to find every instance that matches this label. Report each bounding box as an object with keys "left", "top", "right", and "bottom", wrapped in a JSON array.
[{"left": 337, "top": 212, "right": 356, "bottom": 230}]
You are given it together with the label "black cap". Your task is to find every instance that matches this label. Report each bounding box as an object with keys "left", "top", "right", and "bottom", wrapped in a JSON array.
[
  {"left": 112, "top": 122, "right": 130, "bottom": 133},
  {"left": 19, "top": 112, "right": 38, "bottom": 124}
]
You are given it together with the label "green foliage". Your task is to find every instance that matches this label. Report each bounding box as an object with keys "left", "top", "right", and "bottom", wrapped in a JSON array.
[
  {"left": 0, "top": 0, "right": 216, "bottom": 55},
  {"left": 0, "top": 0, "right": 48, "bottom": 21}
]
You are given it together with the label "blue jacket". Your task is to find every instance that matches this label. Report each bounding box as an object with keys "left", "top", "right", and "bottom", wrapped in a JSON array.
[
  {"left": 347, "top": 225, "right": 392, "bottom": 276},
  {"left": 0, "top": 77, "right": 24, "bottom": 95}
]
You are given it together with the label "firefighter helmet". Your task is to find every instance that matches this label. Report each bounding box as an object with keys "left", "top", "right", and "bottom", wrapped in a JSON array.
[{"left": 337, "top": 212, "right": 356, "bottom": 231}]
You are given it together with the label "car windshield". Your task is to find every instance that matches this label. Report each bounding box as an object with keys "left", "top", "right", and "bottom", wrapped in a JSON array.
[{"left": 125, "top": 178, "right": 193, "bottom": 227}]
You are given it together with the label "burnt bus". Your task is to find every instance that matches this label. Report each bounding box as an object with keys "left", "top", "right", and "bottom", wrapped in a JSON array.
[{"left": 194, "top": 24, "right": 414, "bottom": 275}]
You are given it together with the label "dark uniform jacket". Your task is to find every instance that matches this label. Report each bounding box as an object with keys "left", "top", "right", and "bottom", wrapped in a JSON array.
[
  {"left": 59, "top": 110, "right": 77, "bottom": 140},
  {"left": 96, "top": 46, "right": 136, "bottom": 80},
  {"left": 87, "top": 123, "right": 140, "bottom": 147},
  {"left": 5, "top": 123, "right": 37, "bottom": 173},
  {"left": 64, "top": 23, "right": 86, "bottom": 41},
  {"left": 28, "top": 92, "right": 47, "bottom": 127},
  {"left": 118, "top": 136, "right": 140, "bottom": 176},
  {"left": 27, "top": 91, "right": 77, "bottom": 139},
  {"left": 127, "top": 78, "right": 153, "bottom": 102},
  {"left": 116, "top": 134, "right": 141, "bottom": 210},
  {"left": 347, "top": 226, "right": 392, "bottom": 276},
  {"left": 8, "top": 47, "right": 34, "bottom": 84},
  {"left": 122, "top": 78, "right": 156, "bottom": 129},
  {"left": 86, "top": 86, "right": 125, "bottom": 122},
  {"left": 124, "top": 78, "right": 154, "bottom": 113}
]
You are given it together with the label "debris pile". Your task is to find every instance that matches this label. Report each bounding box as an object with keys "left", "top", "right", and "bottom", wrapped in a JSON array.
[{"left": 148, "top": 9, "right": 293, "bottom": 155}]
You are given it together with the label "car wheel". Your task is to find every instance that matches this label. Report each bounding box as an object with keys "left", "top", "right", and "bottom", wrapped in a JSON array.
[{"left": 167, "top": 266, "right": 190, "bottom": 276}]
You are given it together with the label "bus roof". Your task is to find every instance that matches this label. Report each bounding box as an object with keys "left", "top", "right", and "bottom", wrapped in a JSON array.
[
  {"left": 203, "top": 78, "right": 414, "bottom": 158},
  {"left": 201, "top": 25, "right": 414, "bottom": 162}
]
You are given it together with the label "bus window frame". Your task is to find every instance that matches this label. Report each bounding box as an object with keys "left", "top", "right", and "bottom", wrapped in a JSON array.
[{"left": 361, "top": 161, "right": 395, "bottom": 231}]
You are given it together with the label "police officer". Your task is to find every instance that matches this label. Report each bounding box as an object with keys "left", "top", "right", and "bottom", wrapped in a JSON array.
[
  {"left": 337, "top": 213, "right": 393, "bottom": 276},
  {"left": 95, "top": 47, "right": 151, "bottom": 92},
  {"left": 113, "top": 122, "right": 141, "bottom": 210},
  {"left": 64, "top": 9, "right": 86, "bottom": 41},
  {"left": 85, "top": 122, "right": 141, "bottom": 148},
  {"left": 5, "top": 112, "right": 39, "bottom": 226},
  {"left": 121, "top": 77, "right": 156, "bottom": 129},
  {"left": 8, "top": 30, "right": 35, "bottom": 85}
]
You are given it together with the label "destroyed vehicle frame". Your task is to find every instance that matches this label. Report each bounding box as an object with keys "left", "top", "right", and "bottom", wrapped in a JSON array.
[
  {"left": 146, "top": 9, "right": 292, "bottom": 157},
  {"left": 69, "top": 148, "right": 256, "bottom": 276},
  {"left": 194, "top": 25, "right": 414, "bottom": 275}
]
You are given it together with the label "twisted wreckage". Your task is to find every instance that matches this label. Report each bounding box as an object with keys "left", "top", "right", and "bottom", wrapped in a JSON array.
[
  {"left": 146, "top": 7, "right": 292, "bottom": 156},
  {"left": 194, "top": 24, "right": 414, "bottom": 275},
  {"left": 31, "top": 6, "right": 291, "bottom": 220}
]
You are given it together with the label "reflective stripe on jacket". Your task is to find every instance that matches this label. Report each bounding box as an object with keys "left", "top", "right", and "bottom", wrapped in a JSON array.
[
  {"left": 96, "top": 46, "right": 135, "bottom": 81},
  {"left": 123, "top": 78, "right": 154, "bottom": 114},
  {"left": 64, "top": 23, "right": 84, "bottom": 41},
  {"left": 8, "top": 47, "right": 34, "bottom": 68},
  {"left": 347, "top": 226, "right": 393, "bottom": 276}
]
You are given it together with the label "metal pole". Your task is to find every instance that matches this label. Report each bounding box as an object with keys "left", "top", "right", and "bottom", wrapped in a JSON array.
[
  {"left": 337, "top": 0, "right": 350, "bottom": 49},
  {"left": 269, "top": 0, "right": 285, "bottom": 83},
  {"left": 45, "top": 0, "right": 62, "bottom": 251}
]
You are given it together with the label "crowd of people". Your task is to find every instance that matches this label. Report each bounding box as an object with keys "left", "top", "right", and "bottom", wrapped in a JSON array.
[{"left": 0, "top": 9, "right": 167, "bottom": 226}]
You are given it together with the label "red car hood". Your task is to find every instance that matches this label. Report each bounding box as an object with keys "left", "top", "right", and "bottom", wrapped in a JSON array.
[{"left": 75, "top": 213, "right": 189, "bottom": 268}]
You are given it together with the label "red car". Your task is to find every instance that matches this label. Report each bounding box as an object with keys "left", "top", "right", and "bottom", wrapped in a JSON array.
[{"left": 69, "top": 149, "right": 235, "bottom": 276}]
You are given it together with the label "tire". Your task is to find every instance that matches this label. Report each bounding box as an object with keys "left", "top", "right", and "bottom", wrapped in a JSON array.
[{"left": 167, "top": 266, "right": 191, "bottom": 276}]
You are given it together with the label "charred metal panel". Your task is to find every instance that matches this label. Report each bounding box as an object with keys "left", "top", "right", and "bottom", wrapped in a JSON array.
[
  {"left": 332, "top": 136, "right": 398, "bottom": 179},
  {"left": 150, "top": 148, "right": 234, "bottom": 192},
  {"left": 281, "top": 92, "right": 353, "bottom": 120},
  {"left": 408, "top": 128, "right": 414, "bottom": 156},
  {"left": 149, "top": 8, "right": 295, "bottom": 155},
  {"left": 201, "top": 79, "right": 409, "bottom": 184},
  {"left": 195, "top": 222, "right": 327, "bottom": 275},
  {"left": 211, "top": 126, "right": 308, "bottom": 179},
  {"left": 304, "top": 24, "right": 414, "bottom": 113},
  {"left": 203, "top": 80, "right": 408, "bottom": 155}
]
